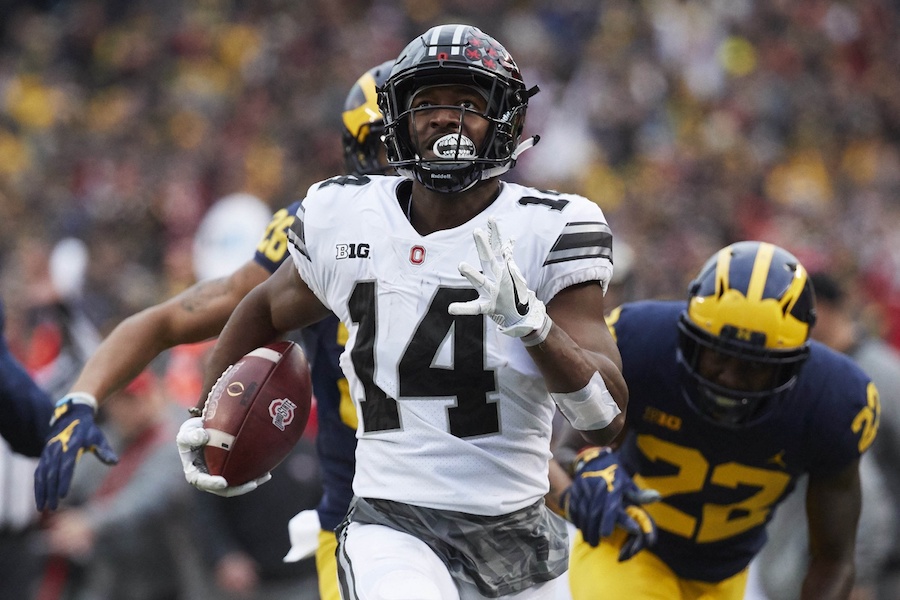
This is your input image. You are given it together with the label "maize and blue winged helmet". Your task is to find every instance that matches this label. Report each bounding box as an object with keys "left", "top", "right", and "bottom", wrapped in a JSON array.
[
  {"left": 342, "top": 60, "right": 394, "bottom": 176},
  {"left": 677, "top": 241, "right": 817, "bottom": 428}
]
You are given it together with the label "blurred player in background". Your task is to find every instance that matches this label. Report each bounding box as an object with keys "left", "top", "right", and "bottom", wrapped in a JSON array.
[
  {"left": 553, "top": 241, "right": 878, "bottom": 600},
  {"left": 38, "top": 369, "right": 199, "bottom": 600},
  {"left": 1, "top": 296, "right": 54, "bottom": 598},
  {"left": 179, "top": 23, "right": 627, "bottom": 600},
  {"left": 34, "top": 60, "right": 395, "bottom": 600}
]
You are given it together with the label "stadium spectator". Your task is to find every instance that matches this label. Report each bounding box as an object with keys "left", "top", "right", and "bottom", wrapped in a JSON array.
[
  {"left": 2, "top": 3, "right": 900, "bottom": 352},
  {"left": 193, "top": 428, "right": 323, "bottom": 600}
]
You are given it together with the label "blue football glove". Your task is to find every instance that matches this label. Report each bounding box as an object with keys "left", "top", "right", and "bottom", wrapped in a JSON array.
[
  {"left": 563, "top": 447, "right": 661, "bottom": 561},
  {"left": 34, "top": 393, "right": 118, "bottom": 510}
]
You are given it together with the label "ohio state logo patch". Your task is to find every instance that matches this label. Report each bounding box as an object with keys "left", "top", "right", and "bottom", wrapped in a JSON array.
[
  {"left": 409, "top": 245, "right": 426, "bottom": 265},
  {"left": 269, "top": 398, "right": 298, "bottom": 431}
]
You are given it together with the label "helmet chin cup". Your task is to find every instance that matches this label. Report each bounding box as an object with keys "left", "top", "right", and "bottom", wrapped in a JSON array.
[{"left": 404, "top": 160, "right": 480, "bottom": 194}]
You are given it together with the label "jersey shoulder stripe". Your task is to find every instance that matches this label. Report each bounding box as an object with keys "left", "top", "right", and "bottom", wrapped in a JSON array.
[
  {"left": 288, "top": 203, "right": 308, "bottom": 260},
  {"left": 544, "top": 221, "right": 613, "bottom": 266}
]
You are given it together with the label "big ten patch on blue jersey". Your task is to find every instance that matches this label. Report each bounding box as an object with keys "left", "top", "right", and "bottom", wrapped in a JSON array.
[
  {"left": 290, "top": 174, "right": 615, "bottom": 515},
  {"left": 607, "top": 300, "right": 878, "bottom": 582},
  {"left": 254, "top": 201, "right": 302, "bottom": 273}
]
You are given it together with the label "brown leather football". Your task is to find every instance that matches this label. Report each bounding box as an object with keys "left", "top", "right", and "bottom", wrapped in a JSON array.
[{"left": 202, "top": 340, "right": 312, "bottom": 486}]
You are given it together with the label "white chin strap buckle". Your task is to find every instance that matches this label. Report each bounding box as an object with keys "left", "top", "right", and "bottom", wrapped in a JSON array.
[{"left": 511, "top": 135, "right": 540, "bottom": 160}]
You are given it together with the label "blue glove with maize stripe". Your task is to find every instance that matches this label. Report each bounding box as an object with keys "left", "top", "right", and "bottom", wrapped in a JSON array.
[
  {"left": 34, "top": 393, "right": 118, "bottom": 510},
  {"left": 563, "top": 446, "right": 661, "bottom": 561}
]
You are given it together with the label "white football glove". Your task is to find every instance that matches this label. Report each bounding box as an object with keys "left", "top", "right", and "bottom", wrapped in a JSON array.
[
  {"left": 449, "top": 217, "right": 550, "bottom": 343},
  {"left": 176, "top": 417, "right": 271, "bottom": 497}
]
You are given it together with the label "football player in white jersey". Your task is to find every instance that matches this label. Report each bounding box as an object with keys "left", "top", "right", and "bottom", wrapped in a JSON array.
[
  {"left": 35, "top": 62, "right": 395, "bottom": 600},
  {"left": 178, "top": 24, "right": 628, "bottom": 600}
]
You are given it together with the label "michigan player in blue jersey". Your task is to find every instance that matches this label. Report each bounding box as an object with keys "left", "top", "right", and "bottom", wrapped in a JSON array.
[
  {"left": 34, "top": 60, "right": 394, "bottom": 600},
  {"left": 554, "top": 241, "right": 878, "bottom": 600}
]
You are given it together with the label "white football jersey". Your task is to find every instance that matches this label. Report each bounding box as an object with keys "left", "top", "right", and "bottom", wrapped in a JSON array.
[{"left": 288, "top": 175, "right": 614, "bottom": 516}]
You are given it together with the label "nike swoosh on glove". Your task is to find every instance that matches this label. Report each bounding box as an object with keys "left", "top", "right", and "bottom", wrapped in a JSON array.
[
  {"left": 448, "top": 217, "right": 549, "bottom": 339},
  {"left": 176, "top": 417, "right": 271, "bottom": 497},
  {"left": 35, "top": 394, "right": 119, "bottom": 511},
  {"left": 563, "top": 446, "right": 661, "bottom": 561}
]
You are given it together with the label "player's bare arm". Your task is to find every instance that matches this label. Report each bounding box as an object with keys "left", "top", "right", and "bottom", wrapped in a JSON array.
[
  {"left": 195, "top": 261, "right": 330, "bottom": 413},
  {"left": 68, "top": 260, "right": 270, "bottom": 405},
  {"left": 35, "top": 249, "right": 274, "bottom": 510},
  {"left": 536, "top": 282, "right": 627, "bottom": 446},
  {"left": 802, "top": 461, "right": 861, "bottom": 600}
]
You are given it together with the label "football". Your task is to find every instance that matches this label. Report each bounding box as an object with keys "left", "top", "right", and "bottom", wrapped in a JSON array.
[{"left": 201, "top": 340, "right": 312, "bottom": 487}]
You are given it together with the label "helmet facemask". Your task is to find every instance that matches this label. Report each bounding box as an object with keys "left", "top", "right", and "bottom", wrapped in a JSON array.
[{"left": 677, "top": 315, "right": 810, "bottom": 428}]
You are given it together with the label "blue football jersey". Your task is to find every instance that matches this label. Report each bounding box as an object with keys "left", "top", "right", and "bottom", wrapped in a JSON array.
[{"left": 608, "top": 300, "right": 879, "bottom": 582}]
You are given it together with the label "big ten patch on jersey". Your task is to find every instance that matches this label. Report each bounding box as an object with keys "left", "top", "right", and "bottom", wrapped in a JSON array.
[{"left": 335, "top": 243, "right": 370, "bottom": 260}]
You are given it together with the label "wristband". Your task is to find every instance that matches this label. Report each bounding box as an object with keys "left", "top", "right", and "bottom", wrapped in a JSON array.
[
  {"left": 551, "top": 372, "right": 621, "bottom": 431},
  {"left": 570, "top": 445, "right": 612, "bottom": 474},
  {"left": 522, "top": 315, "right": 552, "bottom": 347},
  {"left": 50, "top": 392, "right": 99, "bottom": 426},
  {"left": 55, "top": 392, "right": 99, "bottom": 412}
]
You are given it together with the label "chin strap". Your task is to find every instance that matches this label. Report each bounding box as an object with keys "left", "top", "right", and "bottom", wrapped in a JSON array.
[
  {"left": 480, "top": 134, "right": 541, "bottom": 181},
  {"left": 511, "top": 134, "right": 540, "bottom": 160}
]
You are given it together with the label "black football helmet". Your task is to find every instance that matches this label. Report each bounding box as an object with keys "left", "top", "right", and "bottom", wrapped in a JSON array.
[
  {"left": 342, "top": 60, "right": 394, "bottom": 175},
  {"left": 379, "top": 24, "right": 540, "bottom": 193},
  {"left": 677, "top": 241, "right": 817, "bottom": 428}
]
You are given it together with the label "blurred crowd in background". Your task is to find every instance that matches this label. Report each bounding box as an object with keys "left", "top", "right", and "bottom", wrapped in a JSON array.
[
  {"left": 3, "top": 0, "right": 900, "bottom": 353},
  {"left": 2, "top": 0, "right": 900, "bottom": 598}
]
